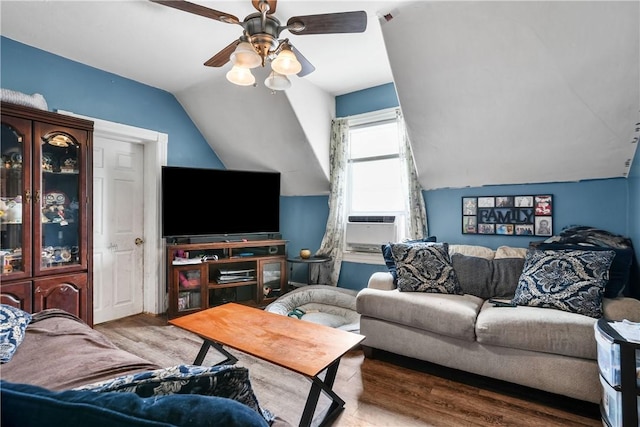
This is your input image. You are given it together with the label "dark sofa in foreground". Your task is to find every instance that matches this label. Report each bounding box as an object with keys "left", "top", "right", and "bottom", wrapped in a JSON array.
[{"left": 1, "top": 307, "right": 285, "bottom": 427}]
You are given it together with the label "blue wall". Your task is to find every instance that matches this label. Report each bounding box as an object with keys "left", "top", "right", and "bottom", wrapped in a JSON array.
[
  {"left": 1, "top": 37, "right": 223, "bottom": 169},
  {"left": 426, "top": 179, "right": 630, "bottom": 247},
  {"left": 335, "top": 83, "right": 399, "bottom": 117},
  {"left": 279, "top": 196, "right": 329, "bottom": 283}
]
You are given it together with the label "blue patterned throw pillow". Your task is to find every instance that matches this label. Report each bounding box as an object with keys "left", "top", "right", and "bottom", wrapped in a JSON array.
[
  {"left": 391, "top": 242, "right": 462, "bottom": 294},
  {"left": 511, "top": 249, "right": 615, "bottom": 318},
  {"left": 74, "top": 364, "right": 270, "bottom": 423},
  {"left": 381, "top": 236, "right": 437, "bottom": 284},
  {"left": 0, "top": 304, "right": 32, "bottom": 363}
]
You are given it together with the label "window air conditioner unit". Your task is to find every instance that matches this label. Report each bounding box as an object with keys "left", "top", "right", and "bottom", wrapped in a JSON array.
[{"left": 345, "top": 216, "right": 397, "bottom": 253}]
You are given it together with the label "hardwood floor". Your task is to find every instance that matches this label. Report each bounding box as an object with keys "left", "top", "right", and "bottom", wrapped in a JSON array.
[{"left": 96, "top": 313, "right": 601, "bottom": 427}]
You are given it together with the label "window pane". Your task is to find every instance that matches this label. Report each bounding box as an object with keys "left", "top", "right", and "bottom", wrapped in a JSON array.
[
  {"left": 350, "top": 158, "right": 405, "bottom": 212},
  {"left": 350, "top": 122, "right": 399, "bottom": 159}
]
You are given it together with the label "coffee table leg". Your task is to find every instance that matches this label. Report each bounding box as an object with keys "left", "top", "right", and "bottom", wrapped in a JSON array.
[
  {"left": 193, "top": 339, "right": 238, "bottom": 366},
  {"left": 299, "top": 359, "right": 344, "bottom": 427}
]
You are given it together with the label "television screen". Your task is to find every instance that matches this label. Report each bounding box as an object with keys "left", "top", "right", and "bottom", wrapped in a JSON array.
[{"left": 161, "top": 166, "right": 280, "bottom": 238}]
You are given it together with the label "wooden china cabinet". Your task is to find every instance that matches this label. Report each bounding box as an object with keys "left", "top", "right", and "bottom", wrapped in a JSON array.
[{"left": 0, "top": 102, "right": 94, "bottom": 326}]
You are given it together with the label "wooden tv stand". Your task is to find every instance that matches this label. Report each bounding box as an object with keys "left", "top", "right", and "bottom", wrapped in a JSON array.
[{"left": 166, "top": 239, "right": 287, "bottom": 319}]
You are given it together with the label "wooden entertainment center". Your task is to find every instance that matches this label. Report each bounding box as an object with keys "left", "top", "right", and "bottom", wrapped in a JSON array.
[{"left": 166, "top": 239, "right": 287, "bottom": 319}]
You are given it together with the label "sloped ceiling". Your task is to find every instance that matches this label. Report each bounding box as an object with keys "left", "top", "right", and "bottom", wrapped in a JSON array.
[
  {"left": 175, "top": 68, "right": 334, "bottom": 196},
  {"left": 0, "top": 0, "right": 397, "bottom": 196},
  {"left": 383, "top": 1, "right": 639, "bottom": 190},
  {"left": 1, "top": 1, "right": 639, "bottom": 195}
]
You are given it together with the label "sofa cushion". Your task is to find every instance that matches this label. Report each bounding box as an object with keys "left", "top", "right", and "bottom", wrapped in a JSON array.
[
  {"left": 392, "top": 242, "right": 462, "bottom": 294},
  {"left": 494, "top": 246, "right": 528, "bottom": 259},
  {"left": 381, "top": 236, "right": 437, "bottom": 284},
  {"left": 448, "top": 244, "right": 495, "bottom": 260},
  {"left": 475, "top": 301, "right": 597, "bottom": 359},
  {"left": 74, "top": 364, "right": 265, "bottom": 420},
  {"left": 356, "top": 288, "right": 483, "bottom": 341},
  {"left": 451, "top": 254, "right": 524, "bottom": 299},
  {"left": 0, "top": 304, "right": 32, "bottom": 363},
  {"left": 511, "top": 249, "right": 615, "bottom": 318},
  {"left": 1, "top": 380, "right": 269, "bottom": 427}
]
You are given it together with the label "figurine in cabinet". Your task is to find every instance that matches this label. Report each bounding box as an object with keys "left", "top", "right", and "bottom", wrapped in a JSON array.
[
  {"left": 43, "top": 204, "right": 65, "bottom": 222},
  {"left": 60, "top": 157, "right": 78, "bottom": 173},
  {"left": 4, "top": 197, "right": 22, "bottom": 223},
  {"left": 0, "top": 198, "right": 7, "bottom": 219}
]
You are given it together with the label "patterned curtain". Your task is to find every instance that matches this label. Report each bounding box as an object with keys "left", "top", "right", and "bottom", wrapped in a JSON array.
[
  {"left": 397, "top": 110, "right": 428, "bottom": 239},
  {"left": 311, "top": 118, "right": 350, "bottom": 286}
]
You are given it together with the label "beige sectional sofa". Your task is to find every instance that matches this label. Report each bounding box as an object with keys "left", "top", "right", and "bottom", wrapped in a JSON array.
[{"left": 356, "top": 244, "right": 640, "bottom": 403}]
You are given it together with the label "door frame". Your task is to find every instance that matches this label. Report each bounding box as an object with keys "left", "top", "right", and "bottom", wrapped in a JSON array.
[{"left": 59, "top": 110, "right": 168, "bottom": 315}]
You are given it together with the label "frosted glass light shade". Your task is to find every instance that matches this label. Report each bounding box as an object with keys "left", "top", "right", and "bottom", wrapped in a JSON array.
[
  {"left": 226, "top": 66, "right": 255, "bottom": 86},
  {"left": 271, "top": 48, "right": 302, "bottom": 76},
  {"left": 229, "top": 42, "right": 261, "bottom": 69},
  {"left": 264, "top": 71, "right": 291, "bottom": 91}
]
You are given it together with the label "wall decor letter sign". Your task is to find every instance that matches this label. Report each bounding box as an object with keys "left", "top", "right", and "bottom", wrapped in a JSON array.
[{"left": 461, "top": 195, "right": 553, "bottom": 236}]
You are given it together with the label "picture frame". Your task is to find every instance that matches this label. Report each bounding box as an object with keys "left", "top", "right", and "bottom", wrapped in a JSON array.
[{"left": 461, "top": 195, "right": 553, "bottom": 236}]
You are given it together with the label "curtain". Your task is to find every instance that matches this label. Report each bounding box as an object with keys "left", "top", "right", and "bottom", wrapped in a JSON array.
[
  {"left": 310, "top": 118, "right": 350, "bottom": 286},
  {"left": 397, "top": 110, "right": 428, "bottom": 239}
]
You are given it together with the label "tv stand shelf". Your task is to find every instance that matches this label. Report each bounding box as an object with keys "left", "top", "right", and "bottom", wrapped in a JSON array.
[{"left": 166, "top": 239, "right": 287, "bottom": 319}]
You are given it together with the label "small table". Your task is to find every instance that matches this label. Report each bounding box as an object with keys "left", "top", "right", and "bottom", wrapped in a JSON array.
[
  {"left": 169, "top": 303, "right": 365, "bottom": 427},
  {"left": 287, "top": 255, "right": 331, "bottom": 286}
]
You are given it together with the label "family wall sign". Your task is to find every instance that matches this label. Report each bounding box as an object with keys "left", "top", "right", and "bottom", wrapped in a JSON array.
[{"left": 461, "top": 195, "right": 553, "bottom": 236}]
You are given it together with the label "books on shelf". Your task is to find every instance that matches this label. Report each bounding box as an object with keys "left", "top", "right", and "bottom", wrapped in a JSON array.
[
  {"left": 173, "top": 257, "right": 203, "bottom": 265},
  {"left": 215, "top": 268, "right": 256, "bottom": 284}
]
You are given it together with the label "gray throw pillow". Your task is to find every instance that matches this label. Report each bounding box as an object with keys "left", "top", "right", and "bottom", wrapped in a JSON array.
[
  {"left": 451, "top": 254, "right": 524, "bottom": 299},
  {"left": 391, "top": 242, "right": 462, "bottom": 294},
  {"left": 511, "top": 249, "right": 615, "bottom": 318}
]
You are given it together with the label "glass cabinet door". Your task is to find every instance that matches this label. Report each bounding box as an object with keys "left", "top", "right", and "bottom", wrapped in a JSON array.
[
  {"left": 1, "top": 117, "right": 32, "bottom": 279},
  {"left": 260, "top": 259, "right": 284, "bottom": 303},
  {"left": 36, "top": 126, "right": 84, "bottom": 274},
  {"left": 175, "top": 266, "right": 204, "bottom": 313}
]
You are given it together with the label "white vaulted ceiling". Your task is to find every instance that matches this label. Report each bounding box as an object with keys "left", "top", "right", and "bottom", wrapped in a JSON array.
[
  {"left": 1, "top": 1, "right": 638, "bottom": 195},
  {"left": 382, "top": 1, "right": 639, "bottom": 190}
]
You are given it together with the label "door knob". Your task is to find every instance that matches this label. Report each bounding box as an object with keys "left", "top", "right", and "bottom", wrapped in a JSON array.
[{"left": 135, "top": 238, "right": 144, "bottom": 246}]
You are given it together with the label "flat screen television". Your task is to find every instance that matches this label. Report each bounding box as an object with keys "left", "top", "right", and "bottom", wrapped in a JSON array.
[{"left": 161, "top": 166, "right": 280, "bottom": 238}]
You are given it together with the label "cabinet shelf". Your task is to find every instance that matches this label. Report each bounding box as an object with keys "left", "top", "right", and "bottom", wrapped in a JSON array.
[
  {"left": 166, "top": 239, "right": 287, "bottom": 319},
  {"left": 208, "top": 281, "right": 258, "bottom": 289}
]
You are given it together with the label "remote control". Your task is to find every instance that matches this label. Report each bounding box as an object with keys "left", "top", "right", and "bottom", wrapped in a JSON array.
[{"left": 489, "top": 299, "right": 516, "bottom": 307}]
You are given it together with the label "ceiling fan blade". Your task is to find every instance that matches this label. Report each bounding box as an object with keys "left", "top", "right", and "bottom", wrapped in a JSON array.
[
  {"left": 252, "top": 0, "right": 277, "bottom": 14},
  {"left": 150, "top": 0, "right": 240, "bottom": 25},
  {"left": 290, "top": 44, "right": 315, "bottom": 77},
  {"left": 286, "top": 11, "right": 367, "bottom": 35},
  {"left": 204, "top": 40, "right": 240, "bottom": 67}
]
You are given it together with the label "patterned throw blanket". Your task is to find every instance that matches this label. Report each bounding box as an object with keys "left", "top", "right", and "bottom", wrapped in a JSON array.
[
  {"left": 546, "top": 225, "right": 633, "bottom": 249},
  {"left": 30, "top": 308, "right": 85, "bottom": 324},
  {"left": 3, "top": 310, "right": 160, "bottom": 390}
]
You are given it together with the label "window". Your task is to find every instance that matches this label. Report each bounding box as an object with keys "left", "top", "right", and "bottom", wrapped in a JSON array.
[{"left": 346, "top": 110, "right": 408, "bottom": 253}]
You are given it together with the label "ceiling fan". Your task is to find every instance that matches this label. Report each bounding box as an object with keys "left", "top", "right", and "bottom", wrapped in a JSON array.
[{"left": 150, "top": 0, "right": 367, "bottom": 90}]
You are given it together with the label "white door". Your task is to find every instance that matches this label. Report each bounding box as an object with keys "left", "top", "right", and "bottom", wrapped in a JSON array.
[{"left": 93, "top": 137, "right": 145, "bottom": 324}]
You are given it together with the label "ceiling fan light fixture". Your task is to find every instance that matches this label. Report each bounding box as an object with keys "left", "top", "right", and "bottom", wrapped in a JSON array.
[
  {"left": 271, "top": 47, "right": 302, "bottom": 76},
  {"left": 226, "top": 65, "right": 256, "bottom": 86},
  {"left": 229, "top": 41, "right": 261, "bottom": 69},
  {"left": 264, "top": 71, "right": 291, "bottom": 91},
  {"left": 48, "top": 134, "right": 71, "bottom": 147}
]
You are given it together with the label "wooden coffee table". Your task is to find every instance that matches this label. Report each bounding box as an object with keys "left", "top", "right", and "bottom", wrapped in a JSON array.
[{"left": 169, "top": 303, "right": 365, "bottom": 427}]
